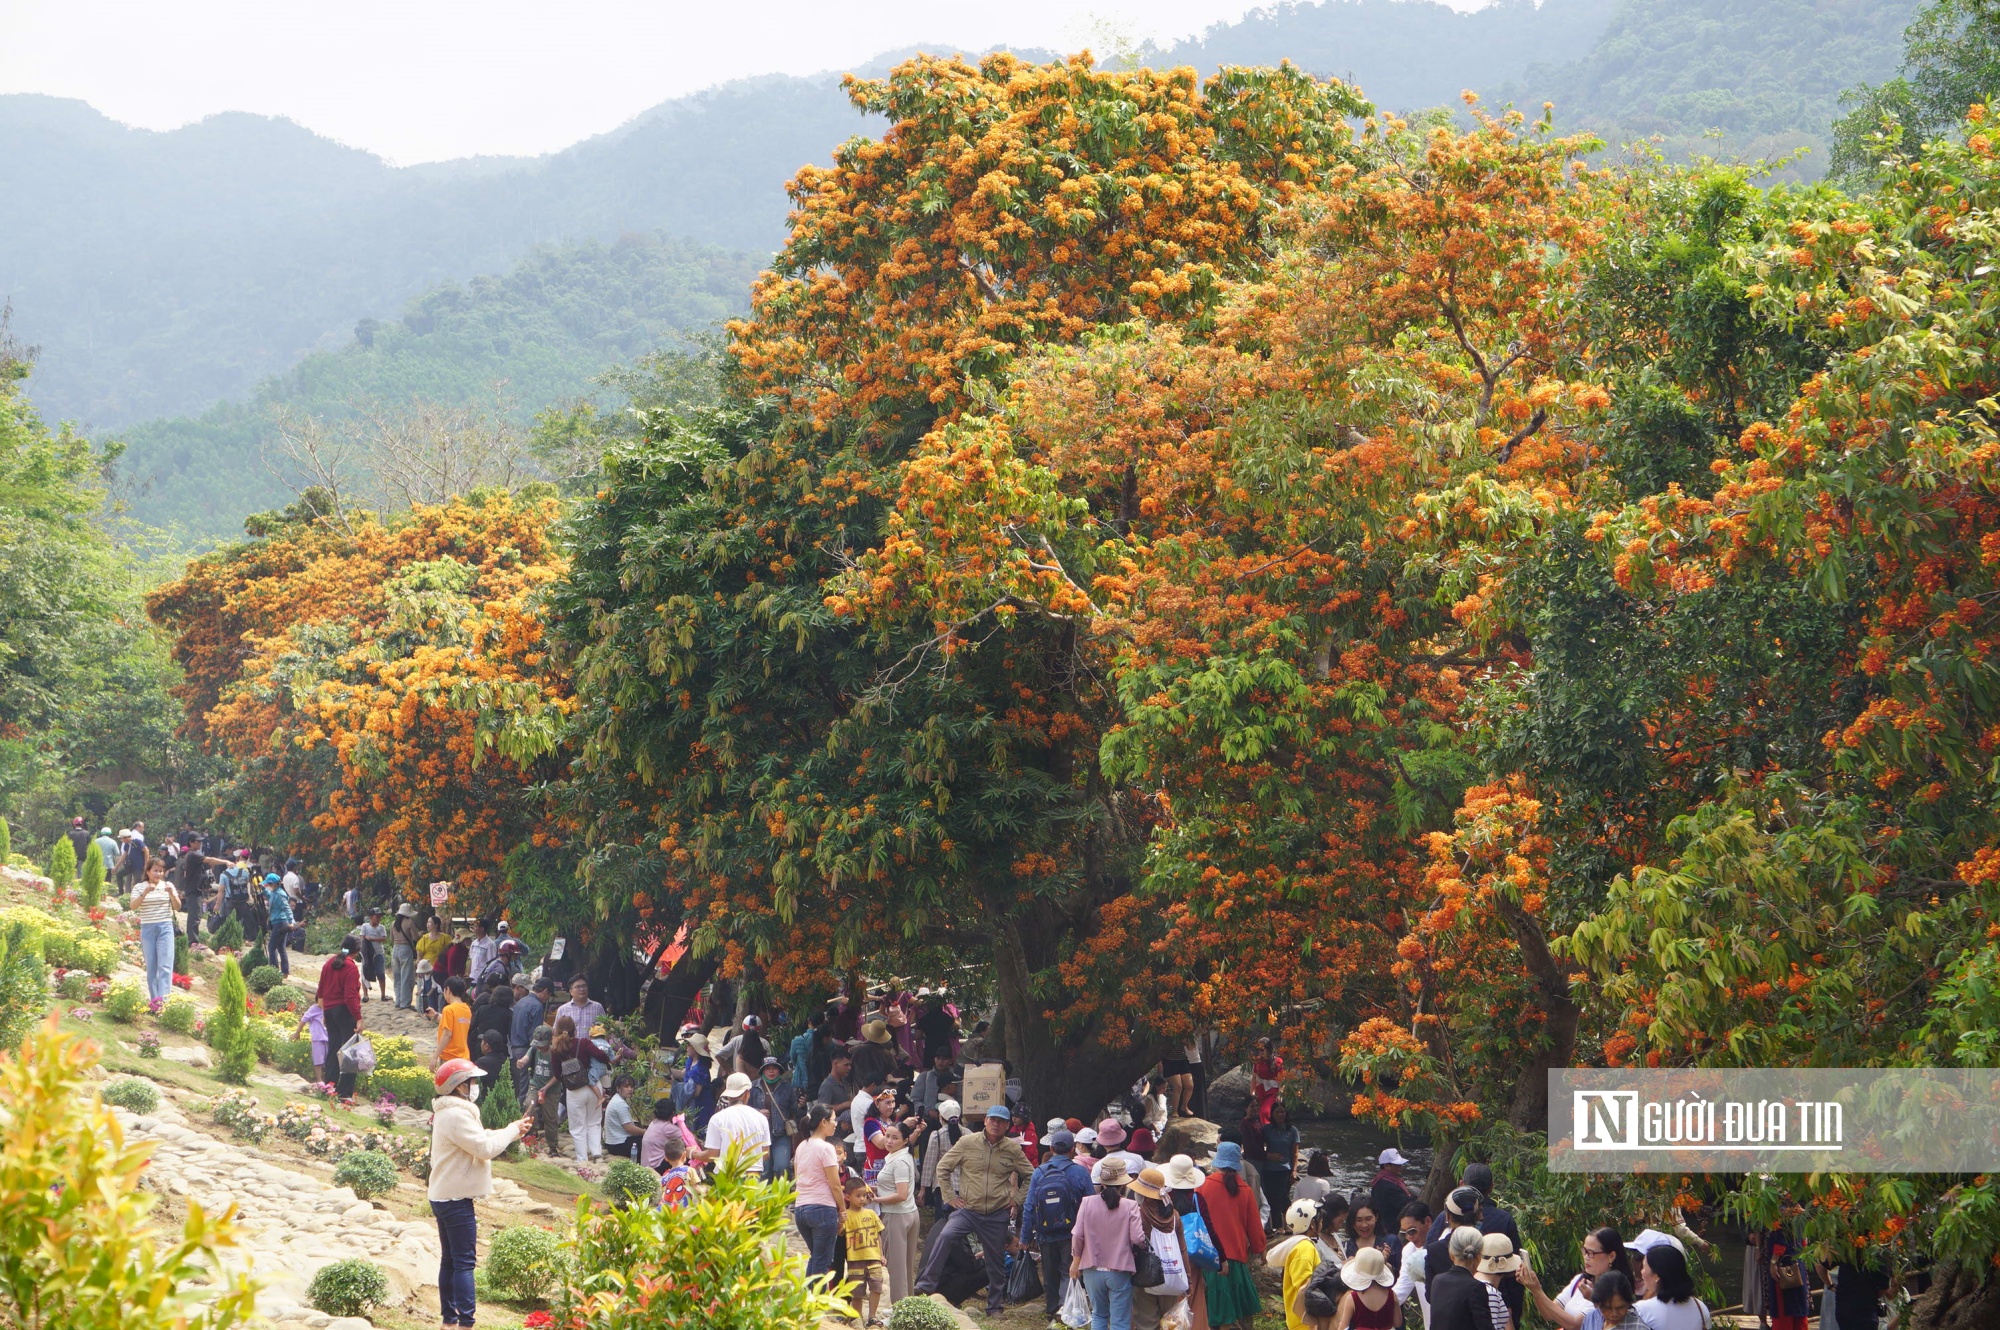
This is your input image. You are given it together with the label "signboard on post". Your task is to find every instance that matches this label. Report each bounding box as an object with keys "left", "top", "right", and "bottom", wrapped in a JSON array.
[
  {"left": 961, "top": 1063, "right": 1006, "bottom": 1118},
  {"left": 429, "top": 880, "right": 451, "bottom": 908}
]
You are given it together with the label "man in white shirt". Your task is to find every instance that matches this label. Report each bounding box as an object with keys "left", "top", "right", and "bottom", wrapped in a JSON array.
[
  {"left": 466, "top": 919, "right": 498, "bottom": 984},
  {"left": 700, "top": 1072, "right": 772, "bottom": 1167},
  {"left": 850, "top": 1073, "right": 886, "bottom": 1159}
]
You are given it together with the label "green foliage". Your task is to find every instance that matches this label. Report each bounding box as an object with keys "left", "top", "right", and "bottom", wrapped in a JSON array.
[
  {"left": 331, "top": 1150, "right": 399, "bottom": 1199},
  {"left": 157, "top": 994, "right": 198, "bottom": 1033},
  {"left": 208, "top": 913, "right": 243, "bottom": 951},
  {"left": 78, "top": 839, "right": 104, "bottom": 908},
  {"left": 479, "top": 1054, "right": 521, "bottom": 1130},
  {"left": 302, "top": 915, "right": 349, "bottom": 955},
  {"left": 562, "top": 1146, "right": 846, "bottom": 1328},
  {"left": 246, "top": 965, "right": 283, "bottom": 994},
  {"left": 210, "top": 956, "right": 255, "bottom": 1084},
  {"left": 601, "top": 1158, "right": 662, "bottom": 1209},
  {"left": 485, "top": 1224, "right": 565, "bottom": 1303},
  {"left": 57, "top": 970, "right": 88, "bottom": 1000},
  {"left": 2, "top": 907, "right": 122, "bottom": 980},
  {"left": 306, "top": 1259, "right": 388, "bottom": 1317},
  {"left": 1833, "top": 0, "right": 2000, "bottom": 181},
  {"left": 368, "top": 1032, "right": 419, "bottom": 1071},
  {"left": 102, "top": 980, "right": 144, "bottom": 1023},
  {"left": 887, "top": 1300, "right": 960, "bottom": 1330},
  {"left": 0, "top": 816, "right": 10, "bottom": 860},
  {"left": 261, "top": 982, "right": 306, "bottom": 1012},
  {"left": 46, "top": 837, "right": 75, "bottom": 891},
  {"left": 172, "top": 928, "right": 188, "bottom": 976},
  {"left": 100, "top": 1077, "right": 160, "bottom": 1114},
  {"left": 366, "top": 1066, "right": 434, "bottom": 1108},
  {"left": 0, "top": 1020, "right": 256, "bottom": 1328},
  {"left": 0, "top": 920, "right": 49, "bottom": 1052}
]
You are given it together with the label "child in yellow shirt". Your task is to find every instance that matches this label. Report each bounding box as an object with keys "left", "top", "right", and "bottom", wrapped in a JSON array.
[{"left": 841, "top": 1177, "right": 886, "bottom": 1325}]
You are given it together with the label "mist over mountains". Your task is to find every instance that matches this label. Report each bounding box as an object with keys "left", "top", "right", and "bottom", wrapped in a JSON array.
[{"left": 0, "top": 0, "right": 1920, "bottom": 540}]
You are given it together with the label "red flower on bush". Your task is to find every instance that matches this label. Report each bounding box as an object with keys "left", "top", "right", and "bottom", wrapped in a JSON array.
[
  {"left": 172, "top": 973, "right": 192, "bottom": 989},
  {"left": 523, "top": 1314, "right": 554, "bottom": 1329}
]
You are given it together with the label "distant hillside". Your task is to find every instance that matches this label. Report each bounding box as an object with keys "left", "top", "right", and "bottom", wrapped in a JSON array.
[
  {"left": 113, "top": 231, "right": 760, "bottom": 541},
  {"left": 1155, "top": 0, "right": 1614, "bottom": 109},
  {"left": 1, "top": 75, "right": 864, "bottom": 429},
  {"left": 1507, "top": 0, "right": 1920, "bottom": 169}
]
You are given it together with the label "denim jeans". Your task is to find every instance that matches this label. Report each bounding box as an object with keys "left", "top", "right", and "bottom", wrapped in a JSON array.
[
  {"left": 1082, "top": 1267, "right": 1135, "bottom": 1330},
  {"left": 140, "top": 920, "right": 174, "bottom": 1004},
  {"left": 795, "top": 1203, "right": 841, "bottom": 1279},
  {"left": 431, "top": 1198, "right": 478, "bottom": 1326},
  {"left": 267, "top": 923, "right": 291, "bottom": 976},
  {"left": 763, "top": 1130, "right": 793, "bottom": 1183}
]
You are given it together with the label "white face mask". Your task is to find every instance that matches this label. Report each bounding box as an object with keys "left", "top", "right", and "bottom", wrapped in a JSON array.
[{"left": 466, "top": 1083, "right": 481, "bottom": 1103}]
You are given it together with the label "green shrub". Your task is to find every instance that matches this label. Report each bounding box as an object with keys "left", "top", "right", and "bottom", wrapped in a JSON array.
[
  {"left": 71, "top": 932, "right": 119, "bottom": 977},
  {"left": 0, "top": 815, "right": 10, "bottom": 861},
  {"left": 101, "top": 1077, "right": 160, "bottom": 1114},
  {"left": 365, "top": 1065, "right": 433, "bottom": 1108},
  {"left": 564, "top": 1149, "right": 844, "bottom": 1328},
  {"left": 103, "top": 980, "right": 145, "bottom": 1023},
  {"left": 370, "top": 1032, "right": 419, "bottom": 1071},
  {"left": 307, "top": 1259, "right": 388, "bottom": 1317},
  {"left": 247, "top": 1019, "right": 280, "bottom": 1062},
  {"left": 211, "top": 957, "right": 255, "bottom": 1084},
  {"left": 209, "top": 913, "right": 243, "bottom": 951},
  {"left": 246, "top": 966, "right": 283, "bottom": 994},
  {"left": 58, "top": 970, "right": 89, "bottom": 1000},
  {"left": 78, "top": 840, "right": 105, "bottom": 910},
  {"left": 172, "top": 928, "right": 189, "bottom": 977},
  {"left": 271, "top": 1035, "right": 317, "bottom": 1078},
  {"left": 601, "top": 1158, "right": 661, "bottom": 1209},
  {"left": 480, "top": 1054, "right": 521, "bottom": 1131},
  {"left": 157, "top": 994, "right": 199, "bottom": 1033},
  {"left": 46, "top": 838, "right": 75, "bottom": 892},
  {"left": 485, "top": 1224, "right": 565, "bottom": 1302},
  {"left": 262, "top": 982, "right": 306, "bottom": 1012},
  {"left": 304, "top": 915, "right": 351, "bottom": 955},
  {"left": 888, "top": 1299, "right": 960, "bottom": 1330},
  {"left": 0, "top": 921, "right": 48, "bottom": 1052},
  {"left": 331, "top": 1150, "right": 399, "bottom": 1200}
]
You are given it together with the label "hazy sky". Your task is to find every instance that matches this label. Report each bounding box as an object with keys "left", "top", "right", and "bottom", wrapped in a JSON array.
[{"left": 0, "top": 0, "right": 1487, "bottom": 164}]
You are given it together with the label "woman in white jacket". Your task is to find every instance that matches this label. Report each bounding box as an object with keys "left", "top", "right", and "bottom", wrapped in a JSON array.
[{"left": 429, "top": 1057, "right": 533, "bottom": 1328}]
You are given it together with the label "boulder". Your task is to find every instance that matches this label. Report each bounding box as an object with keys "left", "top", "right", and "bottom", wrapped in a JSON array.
[
  {"left": 1204, "top": 1063, "right": 1252, "bottom": 1125},
  {"left": 1152, "top": 1116, "right": 1221, "bottom": 1165}
]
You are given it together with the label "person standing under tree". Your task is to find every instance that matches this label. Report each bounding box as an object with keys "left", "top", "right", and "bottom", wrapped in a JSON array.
[
  {"left": 262, "top": 874, "right": 294, "bottom": 978},
  {"left": 314, "top": 937, "right": 365, "bottom": 1097},
  {"left": 391, "top": 903, "right": 423, "bottom": 1010},
  {"left": 428, "top": 1058, "right": 533, "bottom": 1329}
]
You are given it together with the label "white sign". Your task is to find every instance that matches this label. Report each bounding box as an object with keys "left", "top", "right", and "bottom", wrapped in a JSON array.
[{"left": 428, "top": 880, "right": 450, "bottom": 906}]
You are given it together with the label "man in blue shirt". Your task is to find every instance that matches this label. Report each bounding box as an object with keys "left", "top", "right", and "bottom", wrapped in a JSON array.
[
  {"left": 509, "top": 976, "right": 549, "bottom": 1101},
  {"left": 262, "top": 874, "right": 294, "bottom": 977},
  {"left": 1020, "top": 1129, "right": 1092, "bottom": 1320}
]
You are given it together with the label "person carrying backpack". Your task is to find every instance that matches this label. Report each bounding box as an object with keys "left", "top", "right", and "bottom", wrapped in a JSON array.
[{"left": 1022, "top": 1127, "right": 1093, "bottom": 1320}]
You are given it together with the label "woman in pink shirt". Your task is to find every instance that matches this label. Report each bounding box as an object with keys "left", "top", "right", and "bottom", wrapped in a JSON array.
[{"left": 1070, "top": 1157, "right": 1144, "bottom": 1330}]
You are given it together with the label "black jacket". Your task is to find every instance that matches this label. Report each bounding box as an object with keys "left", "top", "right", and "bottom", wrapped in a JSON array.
[{"left": 1428, "top": 1265, "right": 1498, "bottom": 1330}]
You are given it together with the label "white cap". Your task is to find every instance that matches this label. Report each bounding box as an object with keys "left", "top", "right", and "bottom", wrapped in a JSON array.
[
  {"left": 1076, "top": 1127, "right": 1098, "bottom": 1145},
  {"left": 1377, "top": 1147, "right": 1409, "bottom": 1166},
  {"left": 1625, "top": 1228, "right": 1688, "bottom": 1257},
  {"left": 937, "top": 1097, "right": 961, "bottom": 1121}
]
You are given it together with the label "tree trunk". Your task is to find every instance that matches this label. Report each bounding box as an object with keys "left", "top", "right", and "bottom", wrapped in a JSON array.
[
  {"left": 642, "top": 950, "right": 719, "bottom": 1040},
  {"left": 1906, "top": 1262, "right": 2000, "bottom": 1330},
  {"left": 993, "top": 916, "right": 1160, "bottom": 1120},
  {"left": 1496, "top": 895, "right": 1580, "bottom": 1131}
]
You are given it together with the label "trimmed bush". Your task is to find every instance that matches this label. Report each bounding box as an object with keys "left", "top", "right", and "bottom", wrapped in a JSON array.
[
  {"left": 247, "top": 1019, "right": 280, "bottom": 1062},
  {"left": 57, "top": 970, "right": 89, "bottom": 1000},
  {"left": 211, "top": 957, "right": 255, "bottom": 1084},
  {"left": 102, "top": 1077, "right": 160, "bottom": 1114},
  {"left": 888, "top": 1300, "right": 960, "bottom": 1330},
  {"left": 602, "top": 1158, "right": 661, "bottom": 1209},
  {"left": 307, "top": 1259, "right": 388, "bottom": 1317},
  {"left": 480, "top": 1053, "right": 521, "bottom": 1131},
  {"left": 0, "top": 815, "right": 10, "bottom": 861},
  {"left": 485, "top": 1224, "right": 565, "bottom": 1302},
  {"left": 157, "top": 994, "right": 198, "bottom": 1033},
  {"left": 78, "top": 840, "right": 105, "bottom": 910},
  {"left": 365, "top": 1064, "right": 433, "bottom": 1108},
  {"left": 0, "top": 920, "right": 48, "bottom": 1052},
  {"left": 370, "top": 1033, "right": 419, "bottom": 1071},
  {"left": 208, "top": 913, "right": 243, "bottom": 951},
  {"left": 172, "top": 928, "right": 189, "bottom": 976},
  {"left": 262, "top": 982, "right": 306, "bottom": 1012},
  {"left": 331, "top": 1150, "right": 399, "bottom": 1200},
  {"left": 46, "top": 837, "right": 75, "bottom": 892},
  {"left": 71, "top": 932, "right": 119, "bottom": 977},
  {"left": 246, "top": 965, "right": 283, "bottom": 994},
  {"left": 103, "top": 980, "right": 145, "bottom": 1023}
]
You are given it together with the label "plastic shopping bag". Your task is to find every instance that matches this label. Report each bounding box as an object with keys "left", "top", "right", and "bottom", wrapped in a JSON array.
[
  {"left": 1006, "top": 1251, "right": 1044, "bottom": 1304},
  {"left": 1145, "top": 1225, "right": 1190, "bottom": 1296},
  {"left": 1181, "top": 1206, "right": 1221, "bottom": 1272},
  {"left": 1060, "top": 1273, "right": 1091, "bottom": 1328},
  {"left": 337, "top": 1032, "right": 376, "bottom": 1076}
]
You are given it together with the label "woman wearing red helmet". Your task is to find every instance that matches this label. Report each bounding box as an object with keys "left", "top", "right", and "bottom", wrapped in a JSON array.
[{"left": 429, "top": 1057, "right": 534, "bottom": 1328}]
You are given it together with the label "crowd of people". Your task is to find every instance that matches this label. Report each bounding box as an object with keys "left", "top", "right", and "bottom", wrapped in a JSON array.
[{"left": 73, "top": 819, "right": 1868, "bottom": 1330}]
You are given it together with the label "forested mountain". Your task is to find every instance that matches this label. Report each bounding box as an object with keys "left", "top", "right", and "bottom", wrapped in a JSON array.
[
  {"left": 113, "top": 231, "right": 759, "bottom": 540},
  {"left": 6, "top": 0, "right": 1878, "bottom": 438},
  {"left": 1507, "top": 0, "right": 1920, "bottom": 169}
]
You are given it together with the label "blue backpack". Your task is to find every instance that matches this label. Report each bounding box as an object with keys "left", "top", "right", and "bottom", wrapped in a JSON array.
[{"left": 1034, "top": 1164, "right": 1081, "bottom": 1237}]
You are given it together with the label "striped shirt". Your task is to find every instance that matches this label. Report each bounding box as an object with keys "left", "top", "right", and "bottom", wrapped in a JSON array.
[{"left": 132, "top": 882, "right": 177, "bottom": 924}]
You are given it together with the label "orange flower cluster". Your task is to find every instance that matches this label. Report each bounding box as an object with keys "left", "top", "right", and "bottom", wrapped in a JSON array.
[{"left": 147, "top": 495, "right": 570, "bottom": 907}]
